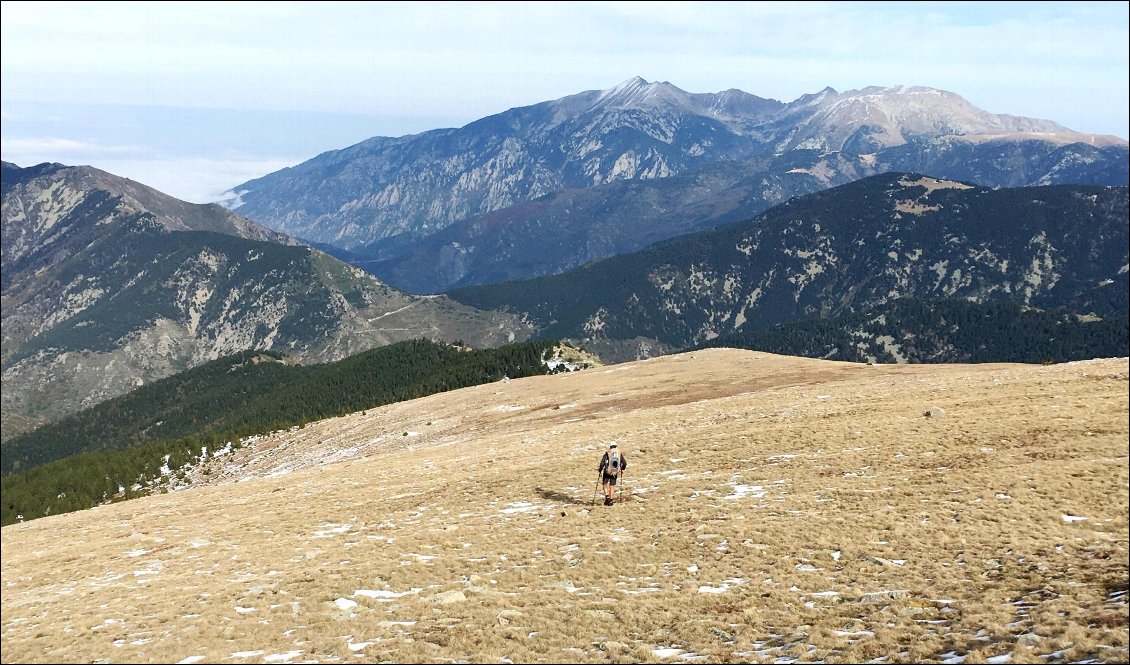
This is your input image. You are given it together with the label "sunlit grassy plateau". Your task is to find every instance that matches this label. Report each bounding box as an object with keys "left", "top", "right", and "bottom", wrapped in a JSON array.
[{"left": 2, "top": 349, "right": 1127, "bottom": 664}]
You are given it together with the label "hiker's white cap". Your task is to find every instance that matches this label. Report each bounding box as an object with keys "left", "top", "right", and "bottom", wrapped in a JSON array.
[{"left": 610, "top": 442, "right": 617, "bottom": 448}]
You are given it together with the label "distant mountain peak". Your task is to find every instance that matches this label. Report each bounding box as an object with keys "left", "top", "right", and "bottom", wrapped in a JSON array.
[{"left": 591, "top": 76, "right": 688, "bottom": 110}]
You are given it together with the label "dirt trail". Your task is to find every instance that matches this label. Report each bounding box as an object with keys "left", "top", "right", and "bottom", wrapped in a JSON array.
[{"left": 2, "top": 350, "right": 1127, "bottom": 663}]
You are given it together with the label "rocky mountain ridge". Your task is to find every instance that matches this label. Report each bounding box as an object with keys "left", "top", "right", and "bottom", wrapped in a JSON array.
[{"left": 1, "top": 163, "right": 528, "bottom": 437}]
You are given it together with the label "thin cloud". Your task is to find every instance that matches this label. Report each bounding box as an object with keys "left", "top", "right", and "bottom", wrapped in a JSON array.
[
  {"left": 0, "top": 134, "right": 298, "bottom": 203},
  {"left": 73, "top": 156, "right": 301, "bottom": 204},
  {"left": 0, "top": 137, "right": 146, "bottom": 156}
]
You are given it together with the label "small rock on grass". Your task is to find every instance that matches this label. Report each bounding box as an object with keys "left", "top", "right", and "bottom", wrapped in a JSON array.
[
  {"left": 710, "top": 627, "right": 735, "bottom": 642},
  {"left": 429, "top": 590, "right": 467, "bottom": 604}
]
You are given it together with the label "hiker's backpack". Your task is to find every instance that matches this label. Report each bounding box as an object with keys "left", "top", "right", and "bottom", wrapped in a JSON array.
[{"left": 608, "top": 450, "right": 622, "bottom": 477}]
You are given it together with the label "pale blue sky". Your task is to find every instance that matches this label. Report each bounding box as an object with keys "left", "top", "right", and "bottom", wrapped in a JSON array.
[{"left": 2, "top": 1, "right": 1127, "bottom": 202}]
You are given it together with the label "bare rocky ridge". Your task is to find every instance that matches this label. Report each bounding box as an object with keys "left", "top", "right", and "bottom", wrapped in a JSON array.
[
  {"left": 0, "top": 163, "right": 529, "bottom": 437},
  {"left": 1, "top": 349, "right": 1126, "bottom": 663}
]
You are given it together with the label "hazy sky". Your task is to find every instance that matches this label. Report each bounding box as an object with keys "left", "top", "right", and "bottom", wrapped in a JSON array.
[{"left": 2, "top": 1, "right": 1127, "bottom": 202}]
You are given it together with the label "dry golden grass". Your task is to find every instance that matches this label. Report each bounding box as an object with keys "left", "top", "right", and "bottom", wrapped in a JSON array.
[{"left": 2, "top": 349, "right": 1127, "bottom": 664}]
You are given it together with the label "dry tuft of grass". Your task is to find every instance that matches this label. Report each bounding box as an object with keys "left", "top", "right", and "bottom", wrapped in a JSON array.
[{"left": 2, "top": 350, "right": 1128, "bottom": 664}]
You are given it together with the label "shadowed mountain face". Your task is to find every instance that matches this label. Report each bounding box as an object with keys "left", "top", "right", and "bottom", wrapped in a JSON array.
[
  {"left": 1, "top": 163, "right": 529, "bottom": 437},
  {"left": 448, "top": 173, "right": 1129, "bottom": 361},
  {"left": 225, "top": 78, "right": 1127, "bottom": 264}
]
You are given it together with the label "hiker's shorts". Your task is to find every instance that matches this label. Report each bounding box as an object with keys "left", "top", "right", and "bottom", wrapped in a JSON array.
[{"left": 602, "top": 473, "right": 618, "bottom": 486}]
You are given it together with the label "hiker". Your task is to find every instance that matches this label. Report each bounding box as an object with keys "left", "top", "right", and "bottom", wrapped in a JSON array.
[{"left": 598, "top": 442, "right": 628, "bottom": 506}]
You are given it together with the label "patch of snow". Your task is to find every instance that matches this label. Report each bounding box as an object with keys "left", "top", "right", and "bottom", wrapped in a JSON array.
[
  {"left": 985, "top": 655, "right": 1012, "bottom": 665},
  {"left": 230, "top": 651, "right": 265, "bottom": 658},
  {"left": 348, "top": 643, "right": 372, "bottom": 652},
  {"left": 264, "top": 651, "right": 304, "bottom": 663},
  {"left": 723, "top": 484, "right": 765, "bottom": 499},
  {"left": 124, "top": 549, "right": 149, "bottom": 557},
  {"left": 500, "top": 502, "right": 540, "bottom": 514},
  {"left": 177, "top": 658, "right": 206, "bottom": 665},
  {"left": 353, "top": 588, "right": 422, "bottom": 601},
  {"left": 653, "top": 647, "right": 685, "bottom": 659},
  {"left": 313, "top": 523, "right": 352, "bottom": 537},
  {"left": 1062, "top": 514, "right": 1088, "bottom": 523},
  {"left": 334, "top": 598, "right": 358, "bottom": 610}
]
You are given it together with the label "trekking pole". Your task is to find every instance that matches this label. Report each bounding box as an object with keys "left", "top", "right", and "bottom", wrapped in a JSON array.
[
  {"left": 591, "top": 475, "right": 601, "bottom": 507},
  {"left": 619, "top": 469, "right": 625, "bottom": 504}
]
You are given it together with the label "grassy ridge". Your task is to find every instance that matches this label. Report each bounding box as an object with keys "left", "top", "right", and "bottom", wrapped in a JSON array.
[{"left": 1, "top": 338, "right": 557, "bottom": 525}]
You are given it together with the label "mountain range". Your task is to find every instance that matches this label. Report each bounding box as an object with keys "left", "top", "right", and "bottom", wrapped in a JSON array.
[
  {"left": 0, "top": 162, "right": 528, "bottom": 438},
  {"left": 225, "top": 78, "right": 1127, "bottom": 293},
  {"left": 3, "top": 78, "right": 1128, "bottom": 439}
]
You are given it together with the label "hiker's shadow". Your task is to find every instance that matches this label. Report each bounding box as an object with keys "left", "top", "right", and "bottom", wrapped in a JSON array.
[{"left": 535, "top": 487, "right": 589, "bottom": 505}]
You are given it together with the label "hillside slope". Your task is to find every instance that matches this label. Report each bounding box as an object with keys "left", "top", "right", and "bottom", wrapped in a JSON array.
[
  {"left": 449, "top": 174, "right": 1129, "bottom": 360},
  {"left": 0, "top": 338, "right": 559, "bottom": 481},
  {"left": 2, "top": 350, "right": 1126, "bottom": 664}
]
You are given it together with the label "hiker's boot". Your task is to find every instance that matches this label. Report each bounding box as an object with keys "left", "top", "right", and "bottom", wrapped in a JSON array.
[{"left": 604, "top": 497, "right": 613, "bottom": 506}]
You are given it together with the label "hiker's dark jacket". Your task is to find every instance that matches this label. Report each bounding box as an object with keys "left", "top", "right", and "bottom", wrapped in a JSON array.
[{"left": 599, "top": 451, "right": 627, "bottom": 476}]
